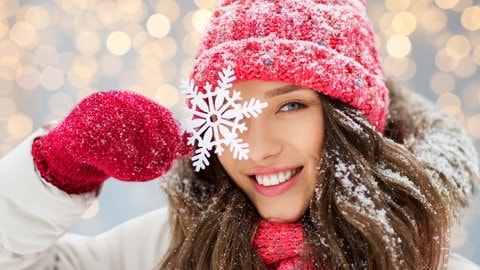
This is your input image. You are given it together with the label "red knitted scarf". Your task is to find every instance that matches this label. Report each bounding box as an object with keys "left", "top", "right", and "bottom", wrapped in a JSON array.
[{"left": 253, "top": 220, "right": 309, "bottom": 269}]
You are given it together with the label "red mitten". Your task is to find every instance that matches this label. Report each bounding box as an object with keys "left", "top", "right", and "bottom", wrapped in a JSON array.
[{"left": 31, "top": 91, "right": 191, "bottom": 194}]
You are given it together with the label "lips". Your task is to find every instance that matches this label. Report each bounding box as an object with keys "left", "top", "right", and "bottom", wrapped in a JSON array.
[
  {"left": 248, "top": 167, "right": 303, "bottom": 196},
  {"left": 254, "top": 168, "right": 301, "bottom": 186}
]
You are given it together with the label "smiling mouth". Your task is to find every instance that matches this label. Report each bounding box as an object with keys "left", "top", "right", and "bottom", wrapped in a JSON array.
[{"left": 253, "top": 167, "right": 302, "bottom": 187}]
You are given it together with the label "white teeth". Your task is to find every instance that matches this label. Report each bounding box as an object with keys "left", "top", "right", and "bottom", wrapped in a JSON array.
[
  {"left": 270, "top": 174, "right": 279, "bottom": 186},
  {"left": 255, "top": 169, "right": 298, "bottom": 187}
]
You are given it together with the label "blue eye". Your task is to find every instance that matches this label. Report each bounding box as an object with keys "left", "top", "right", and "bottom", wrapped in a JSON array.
[{"left": 279, "top": 102, "right": 304, "bottom": 112}]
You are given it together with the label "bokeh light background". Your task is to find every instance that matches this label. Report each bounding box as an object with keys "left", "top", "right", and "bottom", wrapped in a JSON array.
[{"left": 0, "top": 0, "right": 479, "bottom": 264}]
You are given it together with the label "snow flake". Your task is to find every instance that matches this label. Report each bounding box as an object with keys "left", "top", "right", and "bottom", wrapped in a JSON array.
[{"left": 181, "top": 66, "right": 268, "bottom": 171}]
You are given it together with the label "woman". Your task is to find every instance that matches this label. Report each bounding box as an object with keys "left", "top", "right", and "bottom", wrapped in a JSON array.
[{"left": 1, "top": 0, "right": 478, "bottom": 269}]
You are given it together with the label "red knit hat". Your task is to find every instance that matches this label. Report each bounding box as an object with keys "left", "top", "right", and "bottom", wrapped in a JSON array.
[{"left": 190, "top": 0, "right": 388, "bottom": 132}]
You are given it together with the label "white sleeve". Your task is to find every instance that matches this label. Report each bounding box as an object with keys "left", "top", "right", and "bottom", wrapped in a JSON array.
[
  {"left": 53, "top": 208, "right": 171, "bottom": 270},
  {"left": 0, "top": 129, "right": 96, "bottom": 269},
  {"left": 0, "top": 128, "right": 171, "bottom": 269},
  {"left": 448, "top": 253, "right": 480, "bottom": 270}
]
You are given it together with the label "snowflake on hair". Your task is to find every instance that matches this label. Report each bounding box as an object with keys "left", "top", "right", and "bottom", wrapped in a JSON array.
[{"left": 181, "top": 66, "right": 268, "bottom": 172}]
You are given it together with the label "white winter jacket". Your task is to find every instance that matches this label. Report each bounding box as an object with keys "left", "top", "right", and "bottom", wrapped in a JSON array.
[
  {"left": 1, "top": 89, "right": 479, "bottom": 269},
  {"left": 0, "top": 129, "right": 171, "bottom": 270}
]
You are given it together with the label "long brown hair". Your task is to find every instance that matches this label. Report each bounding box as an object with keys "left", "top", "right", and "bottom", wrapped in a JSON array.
[{"left": 158, "top": 87, "right": 450, "bottom": 269}]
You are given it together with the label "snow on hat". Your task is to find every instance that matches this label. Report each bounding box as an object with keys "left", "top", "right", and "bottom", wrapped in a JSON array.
[{"left": 190, "top": 0, "right": 389, "bottom": 132}]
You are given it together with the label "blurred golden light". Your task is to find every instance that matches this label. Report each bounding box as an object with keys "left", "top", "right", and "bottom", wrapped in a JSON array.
[
  {"left": 9, "top": 21, "right": 36, "bottom": 47},
  {"left": 155, "top": 0, "right": 180, "bottom": 21},
  {"left": 445, "top": 35, "right": 471, "bottom": 60},
  {"left": 467, "top": 114, "right": 480, "bottom": 138},
  {"left": 132, "top": 31, "right": 148, "bottom": 51},
  {"left": 434, "top": 0, "right": 459, "bottom": 10},
  {"left": 20, "top": 51, "right": 37, "bottom": 67},
  {"left": 158, "top": 60, "right": 177, "bottom": 82},
  {"left": 16, "top": 66, "right": 40, "bottom": 90},
  {"left": 378, "top": 11, "right": 395, "bottom": 36},
  {"left": 0, "top": 65, "right": 17, "bottom": 81},
  {"left": 58, "top": 51, "right": 76, "bottom": 73},
  {"left": 68, "top": 55, "right": 98, "bottom": 87},
  {"left": 182, "top": 32, "right": 202, "bottom": 56},
  {"left": 24, "top": 6, "right": 50, "bottom": 30},
  {"left": 386, "top": 34, "right": 411, "bottom": 58},
  {"left": 73, "top": 12, "right": 99, "bottom": 32},
  {"left": 194, "top": 0, "right": 217, "bottom": 9},
  {"left": 0, "top": 144, "right": 14, "bottom": 157},
  {"left": 99, "top": 53, "right": 124, "bottom": 77},
  {"left": 122, "top": 3, "right": 147, "bottom": 23},
  {"left": 146, "top": 13, "right": 171, "bottom": 38},
  {"left": 183, "top": 11, "right": 196, "bottom": 33},
  {"left": 49, "top": 92, "right": 74, "bottom": 116},
  {"left": 77, "top": 88, "right": 96, "bottom": 101},
  {"left": 0, "top": 78, "right": 13, "bottom": 96},
  {"left": 192, "top": 9, "right": 213, "bottom": 33},
  {"left": 436, "top": 92, "right": 462, "bottom": 115},
  {"left": 35, "top": 45, "right": 60, "bottom": 67},
  {"left": 0, "top": 0, "right": 20, "bottom": 19},
  {"left": 0, "top": 22, "right": 9, "bottom": 40},
  {"left": 0, "top": 40, "right": 21, "bottom": 66},
  {"left": 155, "top": 84, "right": 179, "bottom": 108},
  {"left": 135, "top": 57, "right": 166, "bottom": 85},
  {"left": 137, "top": 50, "right": 161, "bottom": 70},
  {"left": 118, "top": 0, "right": 142, "bottom": 14},
  {"left": 121, "top": 23, "right": 144, "bottom": 41},
  {"left": 154, "top": 37, "right": 177, "bottom": 60},
  {"left": 435, "top": 49, "right": 460, "bottom": 71},
  {"left": 96, "top": 1, "right": 122, "bottom": 26},
  {"left": 36, "top": 28, "right": 61, "bottom": 51},
  {"left": 137, "top": 40, "right": 156, "bottom": 59},
  {"left": 106, "top": 31, "right": 131, "bottom": 56},
  {"left": 384, "top": 56, "right": 416, "bottom": 80},
  {"left": 392, "top": 11, "right": 416, "bottom": 35},
  {"left": 40, "top": 67, "right": 65, "bottom": 91},
  {"left": 461, "top": 6, "right": 480, "bottom": 31},
  {"left": 420, "top": 8, "right": 448, "bottom": 33},
  {"left": 385, "top": 0, "right": 410, "bottom": 11},
  {"left": 76, "top": 31, "right": 102, "bottom": 55},
  {"left": 0, "top": 98, "right": 16, "bottom": 121},
  {"left": 429, "top": 31, "right": 451, "bottom": 49},
  {"left": 430, "top": 72, "right": 455, "bottom": 94},
  {"left": 72, "top": 0, "right": 97, "bottom": 10},
  {"left": 461, "top": 83, "right": 480, "bottom": 110},
  {"left": 118, "top": 70, "right": 141, "bottom": 90},
  {"left": 453, "top": 57, "right": 477, "bottom": 78},
  {"left": 398, "top": 59, "right": 416, "bottom": 81},
  {"left": 73, "top": 55, "right": 98, "bottom": 78},
  {"left": 452, "top": 0, "right": 473, "bottom": 12},
  {"left": 59, "top": 0, "right": 81, "bottom": 16},
  {"left": 6, "top": 113, "right": 33, "bottom": 139},
  {"left": 474, "top": 45, "right": 480, "bottom": 65},
  {"left": 181, "top": 57, "right": 195, "bottom": 78}
]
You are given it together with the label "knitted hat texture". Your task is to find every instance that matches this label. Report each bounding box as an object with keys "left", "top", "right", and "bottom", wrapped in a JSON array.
[{"left": 191, "top": 0, "right": 388, "bottom": 131}]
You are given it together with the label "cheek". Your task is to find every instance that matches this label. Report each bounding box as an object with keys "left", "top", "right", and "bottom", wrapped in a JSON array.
[
  {"left": 217, "top": 152, "right": 246, "bottom": 186},
  {"left": 217, "top": 152, "right": 235, "bottom": 175},
  {"left": 281, "top": 117, "right": 325, "bottom": 159}
]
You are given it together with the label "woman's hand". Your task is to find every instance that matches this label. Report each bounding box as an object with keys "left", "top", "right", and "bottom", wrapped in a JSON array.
[{"left": 31, "top": 91, "right": 191, "bottom": 194}]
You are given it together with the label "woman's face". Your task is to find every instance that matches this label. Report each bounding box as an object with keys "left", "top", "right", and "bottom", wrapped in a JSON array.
[{"left": 217, "top": 80, "right": 325, "bottom": 223}]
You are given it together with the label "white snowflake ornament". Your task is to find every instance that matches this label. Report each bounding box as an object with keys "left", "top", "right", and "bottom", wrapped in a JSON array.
[{"left": 181, "top": 66, "right": 268, "bottom": 171}]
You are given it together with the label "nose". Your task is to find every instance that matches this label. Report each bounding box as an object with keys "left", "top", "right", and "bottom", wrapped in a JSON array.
[{"left": 244, "top": 118, "right": 282, "bottom": 162}]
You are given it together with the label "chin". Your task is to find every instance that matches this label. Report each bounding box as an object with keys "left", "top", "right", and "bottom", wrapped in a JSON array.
[{"left": 260, "top": 210, "right": 304, "bottom": 223}]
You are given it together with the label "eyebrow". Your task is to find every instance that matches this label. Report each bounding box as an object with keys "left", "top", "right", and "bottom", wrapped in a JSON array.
[{"left": 264, "top": 85, "right": 303, "bottom": 98}]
